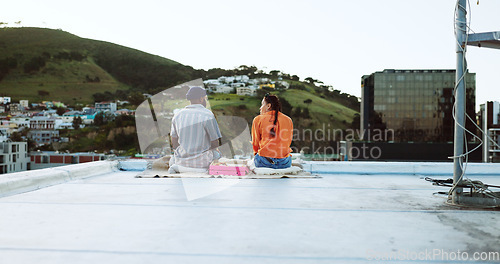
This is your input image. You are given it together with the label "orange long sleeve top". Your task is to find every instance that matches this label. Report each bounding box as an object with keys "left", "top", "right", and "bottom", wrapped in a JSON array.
[{"left": 251, "top": 111, "right": 293, "bottom": 159}]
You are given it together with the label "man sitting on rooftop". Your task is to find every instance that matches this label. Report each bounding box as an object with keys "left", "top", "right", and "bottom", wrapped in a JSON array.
[{"left": 168, "top": 86, "right": 221, "bottom": 170}]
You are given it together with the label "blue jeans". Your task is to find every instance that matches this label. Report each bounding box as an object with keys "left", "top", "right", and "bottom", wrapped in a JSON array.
[{"left": 254, "top": 154, "right": 292, "bottom": 169}]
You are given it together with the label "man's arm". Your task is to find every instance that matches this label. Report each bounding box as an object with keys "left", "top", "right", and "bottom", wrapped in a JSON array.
[
  {"left": 210, "top": 138, "right": 221, "bottom": 150},
  {"left": 171, "top": 136, "right": 179, "bottom": 149}
]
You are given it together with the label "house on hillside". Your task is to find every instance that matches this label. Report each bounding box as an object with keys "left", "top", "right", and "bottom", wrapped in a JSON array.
[
  {"left": 0, "top": 97, "right": 11, "bottom": 104},
  {"left": 234, "top": 75, "right": 250, "bottom": 83},
  {"left": 95, "top": 102, "right": 117, "bottom": 113},
  {"left": 215, "top": 85, "right": 234, "bottom": 94},
  {"left": 259, "top": 83, "right": 275, "bottom": 89},
  {"left": 19, "top": 100, "right": 29, "bottom": 109},
  {"left": 276, "top": 80, "right": 290, "bottom": 89},
  {"left": 28, "top": 130, "right": 60, "bottom": 146},
  {"left": 0, "top": 124, "right": 19, "bottom": 139},
  {"left": 82, "top": 107, "right": 96, "bottom": 115},
  {"left": 10, "top": 115, "right": 30, "bottom": 129},
  {"left": 231, "top": 82, "right": 246, "bottom": 88},
  {"left": 61, "top": 111, "right": 82, "bottom": 123},
  {"left": 236, "top": 87, "right": 257, "bottom": 96},
  {"left": 203, "top": 80, "right": 221, "bottom": 92},
  {"left": 30, "top": 116, "right": 56, "bottom": 130},
  {"left": 29, "top": 116, "right": 61, "bottom": 145}
]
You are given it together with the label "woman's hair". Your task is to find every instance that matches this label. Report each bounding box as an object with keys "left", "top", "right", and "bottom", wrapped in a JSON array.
[{"left": 264, "top": 93, "right": 282, "bottom": 137}]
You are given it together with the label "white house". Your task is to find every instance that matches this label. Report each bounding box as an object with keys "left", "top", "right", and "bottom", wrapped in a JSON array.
[
  {"left": 234, "top": 75, "right": 250, "bottom": 83},
  {"left": 219, "top": 76, "right": 235, "bottom": 84},
  {"left": 231, "top": 82, "right": 246, "bottom": 88},
  {"left": 19, "top": 100, "right": 29, "bottom": 109},
  {"left": 0, "top": 97, "right": 11, "bottom": 104},
  {"left": 30, "top": 116, "right": 56, "bottom": 130},
  {"left": 203, "top": 80, "right": 221, "bottom": 92},
  {"left": 0, "top": 141, "right": 29, "bottom": 174},
  {"left": 61, "top": 111, "right": 83, "bottom": 123},
  {"left": 95, "top": 102, "right": 117, "bottom": 113},
  {"left": 215, "top": 85, "right": 234, "bottom": 94},
  {"left": 10, "top": 115, "right": 30, "bottom": 129},
  {"left": 276, "top": 80, "right": 290, "bottom": 89},
  {"left": 57, "top": 123, "right": 74, "bottom": 130},
  {"left": 236, "top": 87, "right": 257, "bottom": 96},
  {"left": 255, "top": 78, "right": 270, "bottom": 84},
  {"left": 82, "top": 107, "right": 96, "bottom": 115}
]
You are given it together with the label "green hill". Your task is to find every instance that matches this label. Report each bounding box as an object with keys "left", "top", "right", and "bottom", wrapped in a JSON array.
[{"left": 0, "top": 27, "right": 197, "bottom": 104}]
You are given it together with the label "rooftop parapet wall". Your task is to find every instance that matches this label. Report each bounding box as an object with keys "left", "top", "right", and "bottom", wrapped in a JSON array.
[
  {"left": 0, "top": 160, "right": 118, "bottom": 198},
  {"left": 307, "top": 161, "right": 500, "bottom": 176},
  {"left": 119, "top": 160, "right": 500, "bottom": 176}
]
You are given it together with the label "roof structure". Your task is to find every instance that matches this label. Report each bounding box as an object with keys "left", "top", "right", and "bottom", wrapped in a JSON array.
[{"left": 0, "top": 160, "right": 499, "bottom": 263}]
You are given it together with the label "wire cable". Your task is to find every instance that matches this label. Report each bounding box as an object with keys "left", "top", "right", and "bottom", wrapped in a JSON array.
[{"left": 448, "top": 0, "right": 500, "bottom": 202}]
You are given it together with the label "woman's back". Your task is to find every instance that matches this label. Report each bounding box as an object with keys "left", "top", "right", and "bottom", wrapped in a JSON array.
[{"left": 252, "top": 110, "right": 293, "bottom": 159}]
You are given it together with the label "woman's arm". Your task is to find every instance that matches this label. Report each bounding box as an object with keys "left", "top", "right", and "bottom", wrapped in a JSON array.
[{"left": 251, "top": 116, "right": 260, "bottom": 155}]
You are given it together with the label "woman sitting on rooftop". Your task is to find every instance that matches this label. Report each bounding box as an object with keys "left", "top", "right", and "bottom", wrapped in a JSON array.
[{"left": 251, "top": 93, "right": 293, "bottom": 169}]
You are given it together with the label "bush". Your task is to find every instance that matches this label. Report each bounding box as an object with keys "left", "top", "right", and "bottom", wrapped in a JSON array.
[{"left": 24, "top": 56, "right": 46, "bottom": 73}]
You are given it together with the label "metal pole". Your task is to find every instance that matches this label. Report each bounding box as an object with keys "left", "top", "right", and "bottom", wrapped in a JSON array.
[
  {"left": 453, "top": 0, "right": 467, "bottom": 203},
  {"left": 483, "top": 103, "right": 488, "bottom": 162}
]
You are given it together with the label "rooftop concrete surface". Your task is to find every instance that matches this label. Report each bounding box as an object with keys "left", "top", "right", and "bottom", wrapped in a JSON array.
[{"left": 0, "top": 161, "right": 499, "bottom": 263}]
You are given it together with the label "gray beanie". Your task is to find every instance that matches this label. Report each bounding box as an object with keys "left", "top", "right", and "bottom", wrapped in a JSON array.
[{"left": 186, "top": 86, "right": 207, "bottom": 100}]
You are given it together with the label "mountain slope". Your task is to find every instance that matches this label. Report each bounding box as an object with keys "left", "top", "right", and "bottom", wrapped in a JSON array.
[{"left": 0, "top": 27, "right": 197, "bottom": 103}]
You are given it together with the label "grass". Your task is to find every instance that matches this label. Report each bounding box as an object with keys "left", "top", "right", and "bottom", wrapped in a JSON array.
[
  {"left": 0, "top": 27, "right": 183, "bottom": 105},
  {"left": 0, "top": 58, "right": 127, "bottom": 104},
  {"left": 278, "top": 89, "right": 357, "bottom": 124},
  {"left": 208, "top": 90, "right": 358, "bottom": 132}
]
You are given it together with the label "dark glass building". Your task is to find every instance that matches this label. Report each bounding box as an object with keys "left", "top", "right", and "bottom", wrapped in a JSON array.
[{"left": 361, "top": 69, "right": 476, "bottom": 142}]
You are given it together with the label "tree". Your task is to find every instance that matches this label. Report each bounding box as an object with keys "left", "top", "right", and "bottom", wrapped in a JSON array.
[
  {"left": 292, "top": 106, "right": 303, "bottom": 118},
  {"left": 94, "top": 112, "right": 105, "bottom": 126},
  {"left": 256, "top": 87, "right": 273, "bottom": 99},
  {"left": 9, "top": 131, "right": 23, "bottom": 142},
  {"left": 269, "top": 70, "right": 280, "bottom": 78},
  {"left": 302, "top": 107, "right": 310, "bottom": 118},
  {"left": 351, "top": 113, "right": 360, "bottom": 130},
  {"left": 72, "top": 116, "right": 83, "bottom": 130},
  {"left": 235, "top": 65, "right": 257, "bottom": 76},
  {"left": 280, "top": 97, "right": 293, "bottom": 116},
  {"left": 56, "top": 107, "right": 66, "bottom": 116},
  {"left": 290, "top": 83, "right": 306, "bottom": 90},
  {"left": 38, "top": 90, "right": 50, "bottom": 98},
  {"left": 115, "top": 90, "right": 128, "bottom": 101},
  {"left": 303, "top": 99, "right": 313, "bottom": 105},
  {"left": 304, "top": 77, "right": 318, "bottom": 85},
  {"left": 128, "top": 91, "right": 145, "bottom": 106}
]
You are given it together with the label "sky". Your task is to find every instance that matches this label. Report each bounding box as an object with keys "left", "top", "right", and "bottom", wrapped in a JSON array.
[{"left": 2, "top": 0, "right": 500, "bottom": 110}]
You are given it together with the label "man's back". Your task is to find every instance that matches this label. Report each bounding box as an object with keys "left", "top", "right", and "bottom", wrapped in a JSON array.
[{"left": 171, "top": 104, "right": 221, "bottom": 159}]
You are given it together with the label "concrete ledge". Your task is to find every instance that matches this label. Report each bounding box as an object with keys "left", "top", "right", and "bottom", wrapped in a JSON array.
[
  {"left": 0, "top": 160, "right": 119, "bottom": 198},
  {"left": 117, "top": 160, "right": 500, "bottom": 176},
  {"left": 307, "top": 161, "right": 500, "bottom": 176},
  {"left": 118, "top": 159, "right": 147, "bottom": 171}
]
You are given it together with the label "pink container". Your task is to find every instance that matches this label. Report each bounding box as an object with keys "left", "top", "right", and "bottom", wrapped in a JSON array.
[{"left": 209, "top": 165, "right": 249, "bottom": 176}]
